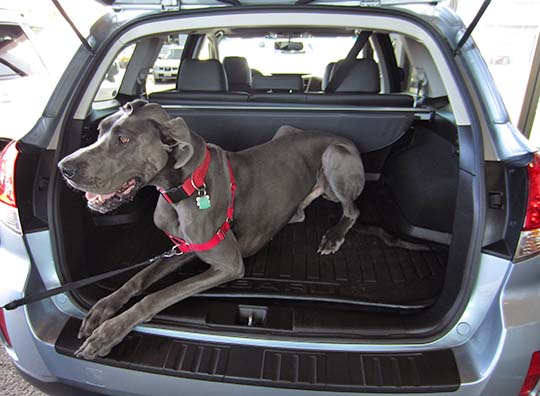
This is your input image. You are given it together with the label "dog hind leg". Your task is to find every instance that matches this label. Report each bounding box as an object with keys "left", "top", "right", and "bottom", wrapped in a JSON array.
[
  {"left": 272, "top": 125, "right": 303, "bottom": 140},
  {"left": 289, "top": 179, "right": 325, "bottom": 223},
  {"left": 318, "top": 143, "right": 365, "bottom": 255}
]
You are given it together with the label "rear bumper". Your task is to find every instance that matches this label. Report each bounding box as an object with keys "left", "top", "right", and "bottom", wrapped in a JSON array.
[
  {"left": 2, "top": 272, "right": 540, "bottom": 396},
  {"left": 2, "top": 231, "right": 540, "bottom": 395},
  {"left": 1, "top": 296, "right": 536, "bottom": 396}
]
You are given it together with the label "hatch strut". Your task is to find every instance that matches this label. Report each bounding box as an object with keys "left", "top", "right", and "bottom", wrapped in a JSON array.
[
  {"left": 453, "top": 0, "right": 491, "bottom": 56},
  {"left": 51, "top": 0, "right": 94, "bottom": 55}
]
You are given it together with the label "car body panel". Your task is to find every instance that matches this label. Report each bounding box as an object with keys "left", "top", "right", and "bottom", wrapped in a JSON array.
[{"left": 1, "top": 3, "right": 539, "bottom": 395}]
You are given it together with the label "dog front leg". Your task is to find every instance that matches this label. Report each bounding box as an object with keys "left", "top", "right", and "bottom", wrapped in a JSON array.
[
  {"left": 75, "top": 236, "right": 244, "bottom": 360},
  {"left": 78, "top": 252, "right": 195, "bottom": 339},
  {"left": 75, "top": 265, "right": 241, "bottom": 360}
]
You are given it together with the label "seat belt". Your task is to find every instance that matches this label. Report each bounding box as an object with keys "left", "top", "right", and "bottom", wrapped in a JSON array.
[{"left": 325, "top": 31, "right": 373, "bottom": 93}]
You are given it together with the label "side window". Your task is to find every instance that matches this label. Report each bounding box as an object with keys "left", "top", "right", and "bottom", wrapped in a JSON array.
[
  {"left": 390, "top": 34, "right": 428, "bottom": 97},
  {"left": 147, "top": 34, "right": 187, "bottom": 95},
  {"left": 0, "top": 24, "right": 46, "bottom": 79},
  {"left": 197, "top": 36, "right": 211, "bottom": 60},
  {"left": 95, "top": 44, "right": 135, "bottom": 102}
]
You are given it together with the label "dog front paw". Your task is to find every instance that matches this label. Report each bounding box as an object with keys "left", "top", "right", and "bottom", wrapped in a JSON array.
[
  {"left": 75, "top": 317, "right": 131, "bottom": 360},
  {"left": 317, "top": 230, "right": 345, "bottom": 255},
  {"left": 78, "top": 296, "right": 122, "bottom": 339}
]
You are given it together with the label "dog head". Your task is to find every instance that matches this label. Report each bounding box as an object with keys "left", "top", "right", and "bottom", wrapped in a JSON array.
[{"left": 58, "top": 99, "right": 195, "bottom": 213}]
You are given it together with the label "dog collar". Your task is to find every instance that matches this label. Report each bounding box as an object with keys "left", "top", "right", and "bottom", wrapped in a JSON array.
[
  {"left": 158, "top": 147, "right": 211, "bottom": 203},
  {"left": 163, "top": 159, "right": 237, "bottom": 253}
]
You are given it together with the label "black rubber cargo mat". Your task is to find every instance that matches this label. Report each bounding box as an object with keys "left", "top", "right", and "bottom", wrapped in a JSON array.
[
  {"left": 207, "top": 198, "right": 446, "bottom": 308},
  {"left": 56, "top": 318, "right": 460, "bottom": 392},
  {"left": 96, "top": 193, "right": 447, "bottom": 309}
]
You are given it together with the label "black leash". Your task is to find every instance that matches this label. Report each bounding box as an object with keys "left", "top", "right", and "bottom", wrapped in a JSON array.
[{"left": 2, "top": 247, "right": 182, "bottom": 311}]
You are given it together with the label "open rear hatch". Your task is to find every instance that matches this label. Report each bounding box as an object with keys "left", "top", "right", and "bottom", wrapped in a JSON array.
[{"left": 46, "top": 0, "right": 492, "bottom": 349}]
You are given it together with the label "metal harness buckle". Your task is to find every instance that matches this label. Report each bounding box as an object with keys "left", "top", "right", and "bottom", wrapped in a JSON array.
[{"left": 163, "top": 245, "right": 183, "bottom": 258}]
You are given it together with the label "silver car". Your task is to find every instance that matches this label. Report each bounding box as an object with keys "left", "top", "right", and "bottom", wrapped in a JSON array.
[{"left": 1, "top": 1, "right": 539, "bottom": 395}]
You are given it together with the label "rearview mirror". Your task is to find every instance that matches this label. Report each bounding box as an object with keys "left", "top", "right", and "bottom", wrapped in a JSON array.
[{"left": 274, "top": 41, "right": 304, "bottom": 52}]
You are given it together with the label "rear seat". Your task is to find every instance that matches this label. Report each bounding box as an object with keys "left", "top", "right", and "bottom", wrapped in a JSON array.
[
  {"left": 148, "top": 59, "right": 248, "bottom": 104},
  {"left": 309, "top": 58, "right": 413, "bottom": 106},
  {"left": 150, "top": 57, "right": 412, "bottom": 107},
  {"left": 248, "top": 59, "right": 412, "bottom": 107},
  {"left": 250, "top": 74, "right": 305, "bottom": 102},
  {"left": 326, "top": 58, "right": 381, "bottom": 93},
  {"left": 252, "top": 74, "right": 304, "bottom": 92}
]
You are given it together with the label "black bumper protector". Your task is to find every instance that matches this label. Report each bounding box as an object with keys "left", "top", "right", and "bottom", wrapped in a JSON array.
[{"left": 56, "top": 318, "right": 460, "bottom": 393}]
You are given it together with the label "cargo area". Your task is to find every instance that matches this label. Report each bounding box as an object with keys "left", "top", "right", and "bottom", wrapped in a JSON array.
[
  {"left": 55, "top": 109, "right": 463, "bottom": 339},
  {"left": 50, "top": 22, "right": 472, "bottom": 340}
]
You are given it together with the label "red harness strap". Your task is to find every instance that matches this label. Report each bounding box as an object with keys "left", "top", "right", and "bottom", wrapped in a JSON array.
[
  {"left": 159, "top": 147, "right": 212, "bottom": 204},
  {"left": 182, "top": 147, "right": 211, "bottom": 196},
  {"left": 163, "top": 158, "right": 236, "bottom": 253}
]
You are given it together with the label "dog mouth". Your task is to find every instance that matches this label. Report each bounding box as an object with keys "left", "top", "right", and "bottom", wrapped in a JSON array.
[{"left": 84, "top": 178, "right": 140, "bottom": 213}]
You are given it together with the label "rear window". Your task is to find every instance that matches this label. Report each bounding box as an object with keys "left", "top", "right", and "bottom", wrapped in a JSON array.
[{"left": 218, "top": 35, "right": 356, "bottom": 77}]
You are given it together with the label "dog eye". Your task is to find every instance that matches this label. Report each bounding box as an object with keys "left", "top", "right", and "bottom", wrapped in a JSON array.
[{"left": 118, "top": 136, "right": 130, "bottom": 144}]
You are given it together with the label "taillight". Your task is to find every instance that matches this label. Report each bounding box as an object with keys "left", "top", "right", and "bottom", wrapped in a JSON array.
[
  {"left": 515, "top": 154, "right": 540, "bottom": 261},
  {"left": 0, "top": 308, "right": 12, "bottom": 347},
  {"left": 519, "top": 351, "right": 540, "bottom": 396},
  {"left": 0, "top": 141, "right": 21, "bottom": 234}
]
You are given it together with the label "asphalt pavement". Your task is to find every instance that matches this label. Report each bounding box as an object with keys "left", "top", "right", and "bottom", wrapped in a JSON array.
[{"left": 0, "top": 347, "right": 45, "bottom": 396}]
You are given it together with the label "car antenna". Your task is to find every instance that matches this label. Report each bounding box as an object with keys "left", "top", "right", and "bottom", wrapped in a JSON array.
[{"left": 453, "top": 0, "right": 491, "bottom": 56}]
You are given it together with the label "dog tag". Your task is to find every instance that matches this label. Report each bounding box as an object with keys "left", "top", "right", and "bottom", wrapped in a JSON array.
[{"left": 196, "top": 194, "right": 211, "bottom": 210}]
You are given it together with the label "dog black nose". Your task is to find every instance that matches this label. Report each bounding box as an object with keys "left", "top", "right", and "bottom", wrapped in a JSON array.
[{"left": 60, "top": 163, "right": 78, "bottom": 179}]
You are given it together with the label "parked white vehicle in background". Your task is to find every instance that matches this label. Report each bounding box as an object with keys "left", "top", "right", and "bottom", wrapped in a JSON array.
[
  {"left": 152, "top": 45, "right": 183, "bottom": 83},
  {"left": 0, "top": 9, "right": 50, "bottom": 141}
]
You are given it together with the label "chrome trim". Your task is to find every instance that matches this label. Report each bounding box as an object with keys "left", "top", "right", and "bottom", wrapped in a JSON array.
[
  {"left": 161, "top": 103, "right": 427, "bottom": 112},
  {"left": 161, "top": 104, "right": 433, "bottom": 119}
]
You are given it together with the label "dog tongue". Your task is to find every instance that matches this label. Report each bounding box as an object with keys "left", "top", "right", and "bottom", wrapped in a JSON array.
[{"left": 85, "top": 192, "right": 115, "bottom": 201}]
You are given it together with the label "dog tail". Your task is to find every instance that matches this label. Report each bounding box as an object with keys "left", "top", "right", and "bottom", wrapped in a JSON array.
[{"left": 353, "top": 225, "right": 433, "bottom": 252}]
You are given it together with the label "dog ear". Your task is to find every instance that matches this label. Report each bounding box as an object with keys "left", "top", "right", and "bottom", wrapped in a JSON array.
[
  {"left": 160, "top": 117, "right": 194, "bottom": 169},
  {"left": 123, "top": 99, "right": 148, "bottom": 115}
]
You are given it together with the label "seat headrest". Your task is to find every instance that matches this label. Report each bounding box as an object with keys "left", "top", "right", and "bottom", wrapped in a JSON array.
[
  {"left": 321, "top": 62, "right": 336, "bottom": 91},
  {"left": 252, "top": 75, "right": 303, "bottom": 92},
  {"left": 330, "top": 59, "right": 380, "bottom": 93},
  {"left": 177, "top": 59, "right": 228, "bottom": 92},
  {"left": 223, "top": 56, "right": 252, "bottom": 91}
]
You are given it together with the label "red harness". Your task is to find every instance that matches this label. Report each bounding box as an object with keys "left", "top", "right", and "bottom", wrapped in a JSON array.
[{"left": 159, "top": 148, "right": 236, "bottom": 253}]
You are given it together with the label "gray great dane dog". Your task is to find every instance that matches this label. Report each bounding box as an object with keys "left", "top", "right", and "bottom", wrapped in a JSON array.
[{"left": 58, "top": 99, "right": 365, "bottom": 360}]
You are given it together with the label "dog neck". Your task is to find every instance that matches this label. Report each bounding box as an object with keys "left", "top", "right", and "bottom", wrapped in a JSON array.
[{"left": 150, "top": 132, "right": 208, "bottom": 192}]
